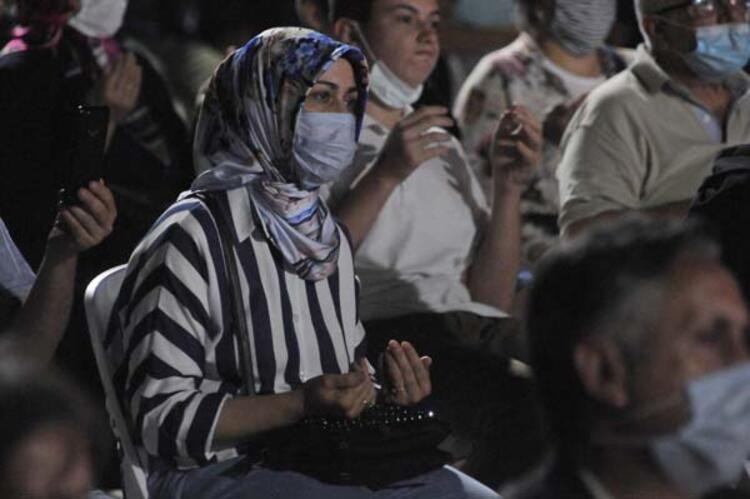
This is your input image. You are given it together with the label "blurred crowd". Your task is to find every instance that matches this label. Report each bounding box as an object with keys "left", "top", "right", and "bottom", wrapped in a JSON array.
[{"left": 2, "top": 1, "right": 750, "bottom": 498}]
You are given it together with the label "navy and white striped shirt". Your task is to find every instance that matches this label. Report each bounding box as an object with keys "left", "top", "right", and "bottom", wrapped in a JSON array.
[{"left": 106, "top": 187, "right": 366, "bottom": 470}]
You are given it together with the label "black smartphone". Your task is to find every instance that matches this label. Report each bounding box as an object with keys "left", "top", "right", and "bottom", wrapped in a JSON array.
[{"left": 58, "top": 105, "right": 109, "bottom": 206}]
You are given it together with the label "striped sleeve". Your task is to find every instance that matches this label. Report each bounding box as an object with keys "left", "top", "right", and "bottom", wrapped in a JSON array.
[{"left": 115, "top": 200, "right": 229, "bottom": 467}]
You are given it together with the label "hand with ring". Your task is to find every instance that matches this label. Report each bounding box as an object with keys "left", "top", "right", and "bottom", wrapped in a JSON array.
[{"left": 382, "top": 340, "right": 432, "bottom": 406}]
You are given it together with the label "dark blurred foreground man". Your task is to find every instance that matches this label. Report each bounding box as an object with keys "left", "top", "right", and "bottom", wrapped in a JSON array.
[{"left": 506, "top": 217, "right": 750, "bottom": 498}]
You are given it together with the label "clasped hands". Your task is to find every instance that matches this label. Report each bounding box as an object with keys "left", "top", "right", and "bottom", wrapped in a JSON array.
[{"left": 301, "top": 340, "right": 431, "bottom": 420}]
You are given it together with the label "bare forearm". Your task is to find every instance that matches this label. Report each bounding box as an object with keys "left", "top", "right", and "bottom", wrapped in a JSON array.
[
  {"left": 334, "top": 165, "right": 399, "bottom": 250},
  {"left": 467, "top": 180, "right": 522, "bottom": 313},
  {"left": 5, "top": 244, "right": 78, "bottom": 364},
  {"left": 564, "top": 201, "right": 692, "bottom": 240},
  {"left": 213, "top": 390, "right": 305, "bottom": 449}
]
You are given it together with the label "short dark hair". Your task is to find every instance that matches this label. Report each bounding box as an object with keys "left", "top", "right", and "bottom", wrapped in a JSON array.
[
  {"left": 0, "top": 364, "right": 107, "bottom": 482},
  {"left": 526, "top": 217, "right": 718, "bottom": 453},
  {"left": 329, "top": 0, "right": 374, "bottom": 25}
]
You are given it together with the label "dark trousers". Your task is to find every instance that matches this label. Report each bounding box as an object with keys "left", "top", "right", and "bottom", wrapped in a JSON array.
[{"left": 364, "top": 312, "right": 548, "bottom": 490}]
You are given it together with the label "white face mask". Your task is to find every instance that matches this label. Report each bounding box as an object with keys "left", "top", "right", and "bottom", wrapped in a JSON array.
[
  {"left": 650, "top": 363, "right": 750, "bottom": 497},
  {"left": 368, "top": 60, "right": 424, "bottom": 110},
  {"left": 597, "top": 363, "right": 750, "bottom": 497},
  {"left": 350, "top": 21, "right": 423, "bottom": 110},
  {"left": 68, "top": 0, "right": 128, "bottom": 38}
]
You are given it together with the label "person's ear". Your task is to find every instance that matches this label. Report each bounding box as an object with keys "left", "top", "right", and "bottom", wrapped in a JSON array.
[
  {"left": 332, "top": 18, "right": 357, "bottom": 45},
  {"left": 574, "top": 337, "right": 629, "bottom": 409}
]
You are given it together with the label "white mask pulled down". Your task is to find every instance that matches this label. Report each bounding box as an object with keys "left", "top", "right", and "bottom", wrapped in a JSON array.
[
  {"left": 368, "top": 60, "right": 424, "bottom": 110},
  {"left": 68, "top": 0, "right": 128, "bottom": 38},
  {"left": 350, "top": 21, "right": 424, "bottom": 110}
]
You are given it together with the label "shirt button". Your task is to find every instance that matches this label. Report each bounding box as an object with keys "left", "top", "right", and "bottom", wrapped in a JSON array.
[{"left": 293, "top": 313, "right": 300, "bottom": 323}]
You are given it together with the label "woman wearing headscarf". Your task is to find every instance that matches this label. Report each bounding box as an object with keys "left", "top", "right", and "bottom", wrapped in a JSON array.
[
  {"left": 454, "top": 0, "right": 631, "bottom": 265},
  {"left": 108, "top": 28, "right": 498, "bottom": 499}
]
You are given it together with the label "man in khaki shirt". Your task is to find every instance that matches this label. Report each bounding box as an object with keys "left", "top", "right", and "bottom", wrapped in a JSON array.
[{"left": 557, "top": 0, "right": 750, "bottom": 238}]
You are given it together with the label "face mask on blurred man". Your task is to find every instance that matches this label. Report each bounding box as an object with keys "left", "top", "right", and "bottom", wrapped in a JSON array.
[
  {"left": 680, "top": 22, "right": 750, "bottom": 81},
  {"left": 598, "top": 362, "right": 750, "bottom": 498}
]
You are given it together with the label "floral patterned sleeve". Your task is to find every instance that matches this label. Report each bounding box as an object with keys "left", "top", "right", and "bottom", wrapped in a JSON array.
[{"left": 454, "top": 52, "right": 519, "bottom": 176}]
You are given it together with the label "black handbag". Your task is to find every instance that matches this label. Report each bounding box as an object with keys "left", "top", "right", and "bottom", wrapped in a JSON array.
[
  {"left": 263, "top": 403, "right": 451, "bottom": 489},
  {"left": 201, "top": 192, "right": 452, "bottom": 489}
]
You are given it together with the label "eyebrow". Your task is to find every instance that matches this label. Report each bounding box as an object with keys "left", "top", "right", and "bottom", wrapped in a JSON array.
[
  {"left": 385, "top": 4, "right": 441, "bottom": 17},
  {"left": 313, "top": 80, "right": 359, "bottom": 94}
]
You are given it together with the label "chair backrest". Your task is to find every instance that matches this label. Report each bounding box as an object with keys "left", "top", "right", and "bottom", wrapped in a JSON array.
[{"left": 84, "top": 265, "right": 149, "bottom": 499}]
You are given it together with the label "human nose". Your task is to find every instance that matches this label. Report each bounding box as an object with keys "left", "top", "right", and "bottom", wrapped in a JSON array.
[{"left": 416, "top": 20, "right": 439, "bottom": 45}]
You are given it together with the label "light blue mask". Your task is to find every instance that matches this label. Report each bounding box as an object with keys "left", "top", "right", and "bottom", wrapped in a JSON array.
[
  {"left": 293, "top": 109, "right": 357, "bottom": 190},
  {"left": 682, "top": 23, "right": 750, "bottom": 81},
  {"left": 650, "top": 362, "right": 750, "bottom": 497}
]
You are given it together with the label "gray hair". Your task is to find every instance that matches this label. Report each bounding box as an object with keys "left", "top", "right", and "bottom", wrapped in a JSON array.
[{"left": 526, "top": 216, "right": 720, "bottom": 450}]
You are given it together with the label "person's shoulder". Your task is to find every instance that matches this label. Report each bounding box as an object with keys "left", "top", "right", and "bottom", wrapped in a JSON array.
[
  {"left": 0, "top": 47, "right": 59, "bottom": 82},
  {"left": 0, "top": 47, "right": 64, "bottom": 109},
  {"left": 144, "top": 194, "right": 217, "bottom": 241},
  {"left": 0, "top": 46, "right": 61, "bottom": 79},
  {"left": 573, "top": 67, "right": 648, "bottom": 128}
]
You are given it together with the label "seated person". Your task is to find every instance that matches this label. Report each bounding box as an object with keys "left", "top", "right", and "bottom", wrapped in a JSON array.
[
  {"left": 1, "top": 0, "right": 192, "bottom": 269},
  {"left": 506, "top": 216, "right": 750, "bottom": 498},
  {"left": 0, "top": 181, "right": 116, "bottom": 366},
  {"left": 108, "top": 28, "right": 498, "bottom": 499},
  {"left": 556, "top": 0, "right": 750, "bottom": 239},
  {"left": 0, "top": 363, "right": 102, "bottom": 499},
  {"left": 294, "top": 0, "right": 459, "bottom": 128},
  {"left": 326, "top": 0, "right": 547, "bottom": 486},
  {"left": 454, "top": 0, "right": 629, "bottom": 263}
]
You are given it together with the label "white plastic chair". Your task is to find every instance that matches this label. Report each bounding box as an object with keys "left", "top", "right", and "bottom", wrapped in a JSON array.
[{"left": 85, "top": 265, "right": 149, "bottom": 499}]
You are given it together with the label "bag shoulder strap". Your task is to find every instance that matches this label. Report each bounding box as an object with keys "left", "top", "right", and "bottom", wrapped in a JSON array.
[{"left": 194, "top": 191, "right": 256, "bottom": 397}]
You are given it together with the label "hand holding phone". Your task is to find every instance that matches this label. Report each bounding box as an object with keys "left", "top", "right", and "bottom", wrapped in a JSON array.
[
  {"left": 490, "top": 105, "right": 543, "bottom": 188},
  {"left": 58, "top": 105, "right": 109, "bottom": 207}
]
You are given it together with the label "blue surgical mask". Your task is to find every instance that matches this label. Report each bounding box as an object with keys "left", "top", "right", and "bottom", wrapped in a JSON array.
[
  {"left": 681, "top": 23, "right": 750, "bottom": 81},
  {"left": 293, "top": 109, "right": 357, "bottom": 190},
  {"left": 650, "top": 363, "right": 750, "bottom": 497}
]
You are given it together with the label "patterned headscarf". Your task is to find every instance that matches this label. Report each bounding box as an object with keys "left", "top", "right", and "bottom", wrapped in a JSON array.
[{"left": 192, "top": 27, "right": 368, "bottom": 281}]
